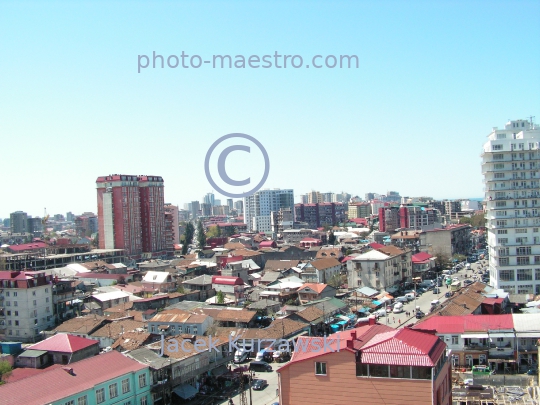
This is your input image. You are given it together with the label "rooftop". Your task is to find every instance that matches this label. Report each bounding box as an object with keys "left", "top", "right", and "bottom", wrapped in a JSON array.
[
  {"left": 0, "top": 351, "right": 146, "bottom": 405},
  {"left": 27, "top": 333, "right": 99, "bottom": 353}
]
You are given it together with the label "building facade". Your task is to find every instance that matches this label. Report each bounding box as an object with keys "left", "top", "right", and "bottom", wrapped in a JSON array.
[
  {"left": 10, "top": 211, "right": 28, "bottom": 234},
  {"left": 96, "top": 174, "right": 166, "bottom": 259},
  {"left": 244, "top": 189, "right": 294, "bottom": 232},
  {"left": 0, "top": 270, "right": 55, "bottom": 342},
  {"left": 482, "top": 119, "right": 540, "bottom": 293}
]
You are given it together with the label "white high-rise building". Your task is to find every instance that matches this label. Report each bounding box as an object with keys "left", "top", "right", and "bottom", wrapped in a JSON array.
[
  {"left": 482, "top": 118, "right": 540, "bottom": 294},
  {"left": 244, "top": 189, "right": 294, "bottom": 233}
]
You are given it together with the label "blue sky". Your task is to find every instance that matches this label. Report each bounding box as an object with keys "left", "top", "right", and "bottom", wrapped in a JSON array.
[{"left": 1, "top": 0, "right": 539, "bottom": 217}]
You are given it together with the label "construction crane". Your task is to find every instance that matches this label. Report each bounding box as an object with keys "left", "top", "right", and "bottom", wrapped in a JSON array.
[{"left": 41, "top": 208, "right": 50, "bottom": 238}]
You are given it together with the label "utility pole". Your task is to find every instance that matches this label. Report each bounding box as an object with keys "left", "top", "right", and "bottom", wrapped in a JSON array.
[{"left": 239, "top": 368, "right": 248, "bottom": 405}]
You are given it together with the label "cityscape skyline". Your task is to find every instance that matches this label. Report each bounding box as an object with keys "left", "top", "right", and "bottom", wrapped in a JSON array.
[{"left": 1, "top": 1, "right": 539, "bottom": 217}]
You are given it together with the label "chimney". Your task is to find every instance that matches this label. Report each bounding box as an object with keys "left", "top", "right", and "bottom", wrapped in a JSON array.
[
  {"left": 368, "top": 315, "right": 376, "bottom": 326},
  {"left": 351, "top": 331, "right": 357, "bottom": 340}
]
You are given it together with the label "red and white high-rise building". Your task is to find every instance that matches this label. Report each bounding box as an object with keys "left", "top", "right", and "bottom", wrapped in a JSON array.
[{"left": 96, "top": 174, "right": 166, "bottom": 258}]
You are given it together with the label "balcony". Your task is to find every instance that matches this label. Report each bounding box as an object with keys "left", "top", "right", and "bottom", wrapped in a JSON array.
[{"left": 464, "top": 344, "right": 489, "bottom": 351}]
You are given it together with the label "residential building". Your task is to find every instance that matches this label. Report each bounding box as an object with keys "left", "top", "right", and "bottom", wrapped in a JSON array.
[
  {"left": 26, "top": 217, "right": 43, "bottom": 237},
  {"left": 164, "top": 203, "right": 180, "bottom": 245},
  {"left": 211, "top": 276, "right": 244, "bottom": 303},
  {"left": 141, "top": 271, "right": 176, "bottom": 295},
  {"left": 234, "top": 199, "right": 243, "bottom": 214},
  {"left": 411, "top": 252, "right": 435, "bottom": 276},
  {"left": 0, "top": 270, "right": 55, "bottom": 342},
  {"left": 277, "top": 323, "right": 452, "bottom": 405},
  {"left": 0, "top": 350, "right": 151, "bottom": 405},
  {"left": 203, "top": 192, "right": 215, "bottom": 206},
  {"left": 482, "top": 119, "right": 540, "bottom": 294},
  {"left": 147, "top": 309, "right": 213, "bottom": 335},
  {"left": 419, "top": 224, "right": 472, "bottom": 257},
  {"left": 301, "top": 258, "right": 342, "bottom": 284},
  {"left": 190, "top": 200, "right": 200, "bottom": 218},
  {"left": 348, "top": 202, "right": 371, "bottom": 219},
  {"left": 297, "top": 283, "right": 336, "bottom": 304},
  {"left": 20, "top": 333, "right": 100, "bottom": 366},
  {"left": 347, "top": 246, "right": 412, "bottom": 290},
  {"left": 307, "top": 191, "right": 323, "bottom": 204},
  {"left": 96, "top": 174, "right": 166, "bottom": 258},
  {"left": 294, "top": 203, "right": 346, "bottom": 228},
  {"left": 10, "top": 211, "right": 28, "bottom": 234},
  {"left": 244, "top": 189, "right": 294, "bottom": 232}
]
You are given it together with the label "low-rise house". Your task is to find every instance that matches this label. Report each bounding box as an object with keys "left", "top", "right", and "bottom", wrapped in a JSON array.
[
  {"left": 90, "top": 291, "right": 131, "bottom": 314},
  {"left": 259, "top": 276, "right": 304, "bottom": 303},
  {"left": 90, "top": 319, "right": 146, "bottom": 348},
  {"left": 0, "top": 351, "right": 152, "bottom": 405},
  {"left": 315, "top": 247, "right": 343, "bottom": 261},
  {"left": 48, "top": 315, "right": 108, "bottom": 339},
  {"left": 297, "top": 283, "right": 336, "bottom": 304},
  {"left": 411, "top": 251, "right": 435, "bottom": 276},
  {"left": 277, "top": 323, "right": 452, "bottom": 405},
  {"left": 301, "top": 258, "right": 341, "bottom": 284},
  {"left": 211, "top": 276, "right": 245, "bottom": 303},
  {"left": 111, "top": 331, "right": 158, "bottom": 352},
  {"left": 147, "top": 309, "right": 213, "bottom": 335},
  {"left": 199, "top": 308, "right": 257, "bottom": 328},
  {"left": 141, "top": 271, "right": 177, "bottom": 295},
  {"left": 17, "top": 333, "right": 99, "bottom": 367},
  {"left": 181, "top": 274, "right": 215, "bottom": 300},
  {"left": 247, "top": 299, "right": 281, "bottom": 316}
]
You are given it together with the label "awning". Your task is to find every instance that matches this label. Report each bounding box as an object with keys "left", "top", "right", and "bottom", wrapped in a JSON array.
[
  {"left": 173, "top": 384, "right": 198, "bottom": 399},
  {"left": 461, "top": 333, "right": 489, "bottom": 339},
  {"left": 337, "top": 315, "right": 350, "bottom": 322},
  {"left": 489, "top": 333, "right": 514, "bottom": 338},
  {"left": 516, "top": 332, "right": 540, "bottom": 338}
]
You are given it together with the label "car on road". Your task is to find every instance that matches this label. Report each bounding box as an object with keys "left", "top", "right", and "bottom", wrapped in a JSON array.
[
  {"left": 416, "top": 310, "right": 425, "bottom": 319},
  {"left": 252, "top": 379, "right": 268, "bottom": 390},
  {"left": 433, "top": 287, "right": 440, "bottom": 294},
  {"left": 463, "top": 279, "right": 473, "bottom": 286}
]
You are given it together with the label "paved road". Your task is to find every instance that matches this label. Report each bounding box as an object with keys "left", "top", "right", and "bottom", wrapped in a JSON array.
[
  {"left": 376, "top": 261, "right": 488, "bottom": 328},
  {"left": 225, "top": 361, "right": 281, "bottom": 405}
]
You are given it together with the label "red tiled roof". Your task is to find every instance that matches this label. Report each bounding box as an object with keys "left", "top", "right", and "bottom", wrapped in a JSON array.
[
  {"left": 7, "top": 242, "right": 49, "bottom": 252},
  {"left": 27, "top": 333, "right": 99, "bottom": 353},
  {"left": 0, "top": 351, "right": 146, "bottom": 405},
  {"left": 413, "top": 314, "right": 513, "bottom": 334}
]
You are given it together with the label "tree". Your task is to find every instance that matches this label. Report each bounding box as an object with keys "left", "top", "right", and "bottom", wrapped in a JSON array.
[
  {"left": 117, "top": 275, "right": 127, "bottom": 285},
  {"left": 0, "top": 360, "right": 12, "bottom": 383},
  {"left": 176, "top": 285, "right": 185, "bottom": 294},
  {"left": 181, "top": 222, "right": 195, "bottom": 254},
  {"left": 327, "top": 273, "right": 346, "bottom": 289},
  {"left": 434, "top": 251, "right": 452, "bottom": 270},
  {"left": 197, "top": 220, "right": 206, "bottom": 249},
  {"left": 206, "top": 225, "right": 221, "bottom": 239},
  {"left": 328, "top": 231, "right": 336, "bottom": 246},
  {"left": 459, "top": 214, "right": 486, "bottom": 228},
  {"left": 216, "top": 290, "right": 225, "bottom": 304}
]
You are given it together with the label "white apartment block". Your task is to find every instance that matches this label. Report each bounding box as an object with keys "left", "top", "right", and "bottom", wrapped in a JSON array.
[
  {"left": 0, "top": 271, "right": 55, "bottom": 342},
  {"left": 244, "top": 189, "right": 294, "bottom": 232},
  {"left": 482, "top": 119, "right": 540, "bottom": 294}
]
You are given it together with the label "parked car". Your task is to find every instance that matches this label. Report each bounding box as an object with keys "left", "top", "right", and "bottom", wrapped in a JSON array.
[
  {"left": 252, "top": 379, "right": 268, "bottom": 390},
  {"left": 433, "top": 287, "right": 440, "bottom": 294},
  {"left": 395, "top": 296, "right": 409, "bottom": 303},
  {"left": 249, "top": 361, "right": 273, "bottom": 372},
  {"left": 463, "top": 279, "right": 473, "bottom": 286},
  {"left": 445, "top": 291, "right": 452, "bottom": 298},
  {"left": 416, "top": 310, "right": 425, "bottom": 319}
]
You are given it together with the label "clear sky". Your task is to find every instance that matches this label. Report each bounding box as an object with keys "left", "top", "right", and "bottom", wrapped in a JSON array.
[{"left": 1, "top": 0, "right": 539, "bottom": 218}]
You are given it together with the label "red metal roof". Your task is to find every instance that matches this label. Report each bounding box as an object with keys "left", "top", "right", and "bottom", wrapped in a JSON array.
[
  {"left": 0, "top": 351, "right": 146, "bottom": 405},
  {"left": 212, "top": 276, "right": 243, "bottom": 285},
  {"left": 259, "top": 241, "right": 276, "bottom": 247},
  {"left": 27, "top": 333, "right": 99, "bottom": 353},
  {"left": 7, "top": 242, "right": 49, "bottom": 252},
  {"left": 413, "top": 314, "right": 514, "bottom": 334},
  {"left": 412, "top": 252, "right": 433, "bottom": 263},
  {"left": 368, "top": 242, "right": 385, "bottom": 249}
]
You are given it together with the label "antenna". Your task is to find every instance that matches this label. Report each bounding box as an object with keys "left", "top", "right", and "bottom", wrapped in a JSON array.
[{"left": 528, "top": 116, "right": 535, "bottom": 127}]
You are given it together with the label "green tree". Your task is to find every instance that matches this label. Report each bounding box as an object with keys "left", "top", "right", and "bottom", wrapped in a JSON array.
[
  {"left": 197, "top": 220, "right": 206, "bottom": 249},
  {"left": 176, "top": 285, "right": 185, "bottom": 294},
  {"left": 328, "top": 231, "right": 336, "bottom": 245},
  {"left": 206, "top": 225, "right": 221, "bottom": 238},
  {"left": 181, "top": 222, "right": 195, "bottom": 254},
  {"left": 327, "top": 273, "right": 346, "bottom": 289},
  {"left": 216, "top": 290, "right": 225, "bottom": 304},
  {"left": 459, "top": 214, "right": 486, "bottom": 228},
  {"left": 0, "top": 360, "right": 12, "bottom": 383},
  {"left": 434, "top": 251, "right": 452, "bottom": 270}
]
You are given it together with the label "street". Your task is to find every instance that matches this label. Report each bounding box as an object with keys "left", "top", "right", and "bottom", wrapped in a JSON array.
[{"left": 227, "top": 362, "right": 280, "bottom": 405}]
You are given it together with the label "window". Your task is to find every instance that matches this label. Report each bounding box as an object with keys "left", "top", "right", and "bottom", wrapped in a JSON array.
[
  {"left": 518, "top": 285, "right": 533, "bottom": 294},
  {"left": 494, "top": 163, "right": 505, "bottom": 169},
  {"left": 77, "top": 396, "right": 88, "bottom": 405},
  {"left": 139, "top": 373, "right": 147, "bottom": 388},
  {"left": 14, "top": 301, "right": 17, "bottom": 307},
  {"left": 517, "top": 269, "right": 532, "bottom": 281},
  {"left": 356, "top": 363, "right": 368, "bottom": 376},
  {"left": 494, "top": 172, "right": 505, "bottom": 178},
  {"left": 516, "top": 228, "right": 527, "bottom": 233},
  {"left": 499, "top": 270, "right": 515, "bottom": 281},
  {"left": 493, "top": 144, "right": 503, "bottom": 150},
  {"left": 13, "top": 292, "right": 17, "bottom": 297},
  {"left": 499, "top": 258, "right": 510, "bottom": 266},
  {"left": 411, "top": 366, "right": 432, "bottom": 380},
  {"left": 315, "top": 362, "right": 327, "bottom": 375},
  {"left": 96, "top": 388, "right": 105, "bottom": 404},
  {"left": 140, "top": 397, "right": 148, "bottom": 405},
  {"left": 390, "top": 365, "right": 410, "bottom": 379},
  {"left": 497, "top": 229, "right": 508, "bottom": 234},
  {"left": 14, "top": 320, "right": 19, "bottom": 326},
  {"left": 499, "top": 238, "right": 509, "bottom": 244},
  {"left": 517, "top": 257, "right": 530, "bottom": 265},
  {"left": 496, "top": 201, "right": 507, "bottom": 207},
  {"left": 122, "top": 378, "right": 130, "bottom": 394},
  {"left": 535, "top": 269, "right": 540, "bottom": 280},
  {"left": 369, "top": 364, "right": 389, "bottom": 377},
  {"left": 109, "top": 383, "right": 118, "bottom": 398},
  {"left": 451, "top": 336, "right": 459, "bottom": 345},
  {"left": 493, "top": 153, "right": 504, "bottom": 160},
  {"left": 65, "top": 401, "right": 75, "bottom": 405},
  {"left": 32, "top": 291, "right": 36, "bottom": 296}
]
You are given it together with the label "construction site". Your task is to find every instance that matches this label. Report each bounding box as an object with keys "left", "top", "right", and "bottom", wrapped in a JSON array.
[{"left": 453, "top": 372, "right": 540, "bottom": 404}]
